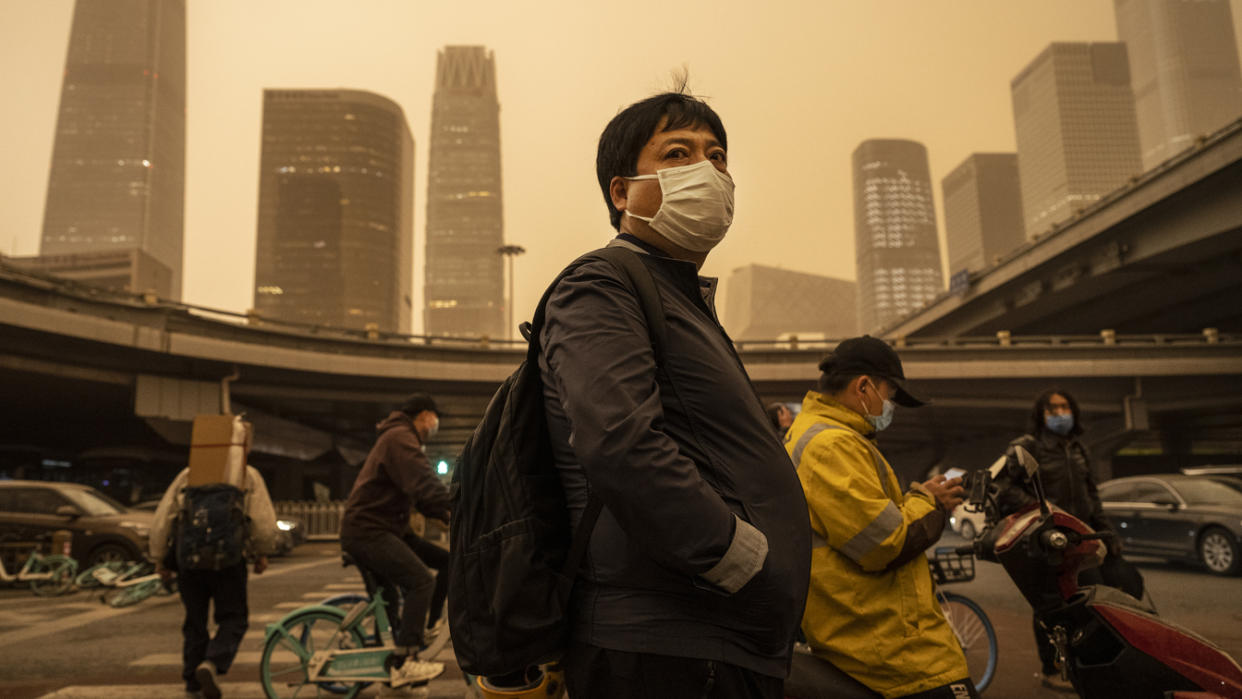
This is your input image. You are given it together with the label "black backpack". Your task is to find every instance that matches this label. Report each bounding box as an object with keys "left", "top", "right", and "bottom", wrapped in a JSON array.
[
  {"left": 447, "top": 246, "right": 667, "bottom": 678},
  {"left": 176, "top": 483, "right": 248, "bottom": 571}
]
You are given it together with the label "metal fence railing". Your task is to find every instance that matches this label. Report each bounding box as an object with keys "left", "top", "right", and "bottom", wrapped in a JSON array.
[{"left": 274, "top": 500, "right": 346, "bottom": 540}]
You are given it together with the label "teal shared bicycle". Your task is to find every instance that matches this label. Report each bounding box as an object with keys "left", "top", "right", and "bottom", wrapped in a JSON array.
[{"left": 258, "top": 554, "right": 448, "bottom": 698}]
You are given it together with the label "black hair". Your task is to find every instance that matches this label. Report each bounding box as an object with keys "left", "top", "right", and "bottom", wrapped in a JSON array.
[
  {"left": 595, "top": 88, "right": 727, "bottom": 230},
  {"left": 1030, "top": 388, "right": 1083, "bottom": 437},
  {"left": 398, "top": 392, "right": 439, "bottom": 418},
  {"left": 765, "top": 402, "right": 786, "bottom": 431},
  {"left": 818, "top": 371, "right": 864, "bottom": 395}
]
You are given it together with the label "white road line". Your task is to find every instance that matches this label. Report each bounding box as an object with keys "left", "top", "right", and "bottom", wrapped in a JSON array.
[
  {"left": 324, "top": 583, "right": 365, "bottom": 590},
  {"left": 0, "top": 556, "right": 339, "bottom": 649}
]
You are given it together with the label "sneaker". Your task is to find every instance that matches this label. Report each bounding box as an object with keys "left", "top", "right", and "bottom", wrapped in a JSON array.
[
  {"left": 378, "top": 683, "right": 430, "bottom": 698},
  {"left": 195, "top": 661, "right": 221, "bottom": 699},
  {"left": 1040, "top": 673, "right": 1075, "bottom": 692},
  {"left": 390, "top": 657, "right": 444, "bottom": 687}
]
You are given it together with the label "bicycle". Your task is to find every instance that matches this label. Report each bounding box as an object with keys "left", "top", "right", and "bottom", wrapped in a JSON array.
[
  {"left": 929, "top": 546, "right": 998, "bottom": 694},
  {"left": 75, "top": 559, "right": 144, "bottom": 589},
  {"left": 258, "top": 553, "right": 449, "bottom": 698},
  {"left": 0, "top": 546, "right": 78, "bottom": 596},
  {"left": 97, "top": 561, "right": 175, "bottom": 607}
]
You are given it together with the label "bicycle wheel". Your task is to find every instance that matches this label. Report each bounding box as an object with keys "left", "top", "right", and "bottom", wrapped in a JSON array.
[
  {"left": 102, "top": 579, "right": 160, "bottom": 607},
  {"left": 259, "top": 608, "right": 368, "bottom": 699},
  {"left": 31, "top": 555, "right": 78, "bottom": 597},
  {"left": 938, "top": 591, "right": 998, "bottom": 693}
]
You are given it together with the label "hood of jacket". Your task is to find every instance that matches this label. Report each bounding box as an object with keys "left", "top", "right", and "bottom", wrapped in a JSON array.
[
  {"left": 800, "top": 390, "right": 876, "bottom": 439},
  {"left": 376, "top": 410, "right": 420, "bottom": 443}
]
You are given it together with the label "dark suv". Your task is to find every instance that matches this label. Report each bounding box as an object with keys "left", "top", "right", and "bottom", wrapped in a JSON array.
[{"left": 0, "top": 480, "right": 152, "bottom": 567}]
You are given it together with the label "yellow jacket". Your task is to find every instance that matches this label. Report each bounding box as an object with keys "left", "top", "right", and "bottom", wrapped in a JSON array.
[{"left": 786, "top": 391, "right": 967, "bottom": 698}]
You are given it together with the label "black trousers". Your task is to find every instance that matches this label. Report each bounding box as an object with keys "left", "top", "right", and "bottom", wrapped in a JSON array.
[
  {"left": 342, "top": 531, "right": 436, "bottom": 648},
  {"left": 178, "top": 563, "right": 248, "bottom": 691},
  {"left": 405, "top": 531, "right": 449, "bottom": 626},
  {"left": 564, "top": 643, "right": 784, "bottom": 699}
]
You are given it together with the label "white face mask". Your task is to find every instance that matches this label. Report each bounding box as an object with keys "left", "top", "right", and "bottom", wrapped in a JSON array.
[
  {"left": 426, "top": 415, "right": 440, "bottom": 439},
  {"left": 624, "top": 159, "right": 735, "bottom": 252}
]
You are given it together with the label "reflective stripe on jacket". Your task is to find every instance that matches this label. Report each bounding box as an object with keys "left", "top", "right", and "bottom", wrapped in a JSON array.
[{"left": 787, "top": 391, "right": 968, "bottom": 698}]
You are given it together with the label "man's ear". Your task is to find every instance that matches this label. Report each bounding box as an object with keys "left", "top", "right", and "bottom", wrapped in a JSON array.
[{"left": 609, "top": 176, "right": 629, "bottom": 213}]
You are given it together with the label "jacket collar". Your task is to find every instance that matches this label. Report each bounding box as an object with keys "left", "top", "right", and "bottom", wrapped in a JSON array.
[{"left": 800, "top": 390, "right": 876, "bottom": 438}]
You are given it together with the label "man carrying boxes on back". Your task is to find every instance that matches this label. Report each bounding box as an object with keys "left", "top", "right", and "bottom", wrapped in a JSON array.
[{"left": 151, "top": 414, "right": 280, "bottom": 699}]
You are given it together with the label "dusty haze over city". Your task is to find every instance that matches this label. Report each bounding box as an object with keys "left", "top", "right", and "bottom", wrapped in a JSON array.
[{"left": 3, "top": 0, "right": 1241, "bottom": 335}]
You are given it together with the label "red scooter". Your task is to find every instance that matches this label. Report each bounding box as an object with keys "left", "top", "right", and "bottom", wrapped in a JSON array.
[{"left": 965, "top": 446, "right": 1242, "bottom": 699}]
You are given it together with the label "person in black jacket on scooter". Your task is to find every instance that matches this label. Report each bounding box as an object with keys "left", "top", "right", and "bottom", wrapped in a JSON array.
[{"left": 992, "top": 388, "right": 1146, "bottom": 691}]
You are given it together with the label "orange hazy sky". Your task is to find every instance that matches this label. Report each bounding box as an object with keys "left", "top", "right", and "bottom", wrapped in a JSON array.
[{"left": 3, "top": 1, "right": 1240, "bottom": 335}]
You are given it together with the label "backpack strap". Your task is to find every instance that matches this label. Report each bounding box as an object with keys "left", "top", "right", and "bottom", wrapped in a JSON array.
[{"left": 529, "top": 246, "right": 668, "bottom": 579}]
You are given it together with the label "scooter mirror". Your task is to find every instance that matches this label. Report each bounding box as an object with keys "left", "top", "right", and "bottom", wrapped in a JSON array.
[{"left": 1012, "top": 445, "right": 1039, "bottom": 479}]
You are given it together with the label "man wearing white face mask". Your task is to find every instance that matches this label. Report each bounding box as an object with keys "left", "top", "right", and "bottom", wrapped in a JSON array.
[
  {"left": 340, "top": 393, "right": 451, "bottom": 695},
  {"left": 784, "top": 336, "right": 976, "bottom": 699},
  {"left": 537, "top": 90, "right": 810, "bottom": 698}
]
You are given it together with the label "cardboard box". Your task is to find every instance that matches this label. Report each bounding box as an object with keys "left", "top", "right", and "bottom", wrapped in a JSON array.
[{"left": 188, "top": 414, "right": 253, "bottom": 487}]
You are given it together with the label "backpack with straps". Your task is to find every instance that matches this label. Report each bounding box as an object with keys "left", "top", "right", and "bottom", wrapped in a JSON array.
[
  {"left": 176, "top": 483, "right": 248, "bottom": 571},
  {"left": 447, "top": 246, "right": 667, "bottom": 678}
]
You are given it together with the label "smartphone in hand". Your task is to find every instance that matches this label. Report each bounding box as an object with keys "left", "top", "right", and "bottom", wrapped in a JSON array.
[{"left": 943, "top": 467, "right": 966, "bottom": 481}]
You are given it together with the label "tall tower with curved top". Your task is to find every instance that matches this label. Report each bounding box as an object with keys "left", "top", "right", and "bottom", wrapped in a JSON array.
[
  {"left": 424, "top": 46, "right": 505, "bottom": 339},
  {"left": 852, "top": 139, "right": 944, "bottom": 335}
]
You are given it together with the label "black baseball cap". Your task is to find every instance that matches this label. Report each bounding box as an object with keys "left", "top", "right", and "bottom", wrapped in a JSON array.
[
  {"left": 398, "top": 393, "right": 439, "bottom": 417},
  {"left": 817, "top": 335, "right": 926, "bottom": 408}
]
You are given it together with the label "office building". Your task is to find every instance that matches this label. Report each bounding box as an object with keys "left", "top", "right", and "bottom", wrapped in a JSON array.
[
  {"left": 424, "top": 46, "right": 505, "bottom": 338},
  {"left": 41, "top": 0, "right": 187, "bottom": 299},
  {"left": 3, "top": 249, "right": 172, "bottom": 299},
  {"left": 724, "top": 264, "right": 858, "bottom": 341},
  {"left": 1011, "top": 43, "right": 1143, "bottom": 238},
  {"left": 1115, "top": 0, "right": 1242, "bottom": 170},
  {"left": 852, "top": 139, "right": 944, "bottom": 334},
  {"left": 253, "top": 89, "right": 414, "bottom": 333},
  {"left": 942, "top": 153, "right": 1025, "bottom": 278}
]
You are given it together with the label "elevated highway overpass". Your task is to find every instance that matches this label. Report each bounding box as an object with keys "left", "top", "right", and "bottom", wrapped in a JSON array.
[
  {"left": 3, "top": 262, "right": 1240, "bottom": 496},
  {"left": 882, "top": 116, "right": 1242, "bottom": 339}
]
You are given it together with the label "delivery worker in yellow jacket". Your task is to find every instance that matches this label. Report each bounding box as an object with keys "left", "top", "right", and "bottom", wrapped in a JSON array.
[{"left": 786, "top": 336, "right": 975, "bottom": 699}]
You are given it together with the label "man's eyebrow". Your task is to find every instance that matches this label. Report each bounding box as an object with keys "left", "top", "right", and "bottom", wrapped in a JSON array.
[{"left": 656, "top": 135, "right": 724, "bottom": 149}]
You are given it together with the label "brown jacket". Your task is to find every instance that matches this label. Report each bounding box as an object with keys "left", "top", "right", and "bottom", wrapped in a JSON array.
[{"left": 340, "top": 411, "right": 451, "bottom": 540}]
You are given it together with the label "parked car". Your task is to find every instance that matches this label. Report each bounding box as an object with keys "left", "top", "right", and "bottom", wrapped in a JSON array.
[
  {"left": 1098, "top": 474, "right": 1242, "bottom": 575},
  {"left": 949, "top": 504, "right": 987, "bottom": 540},
  {"left": 0, "top": 480, "right": 152, "bottom": 566},
  {"left": 274, "top": 516, "right": 306, "bottom": 556}
]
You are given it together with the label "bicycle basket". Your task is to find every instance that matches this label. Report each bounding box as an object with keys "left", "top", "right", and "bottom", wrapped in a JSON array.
[{"left": 932, "top": 547, "right": 975, "bottom": 584}]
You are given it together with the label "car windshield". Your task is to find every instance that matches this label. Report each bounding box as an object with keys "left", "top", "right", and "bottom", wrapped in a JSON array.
[
  {"left": 1173, "top": 479, "right": 1242, "bottom": 507},
  {"left": 60, "top": 487, "right": 128, "bottom": 516}
]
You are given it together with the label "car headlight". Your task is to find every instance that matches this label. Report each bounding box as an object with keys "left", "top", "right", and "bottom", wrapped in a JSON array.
[
  {"left": 277, "top": 520, "right": 294, "bottom": 532},
  {"left": 119, "top": 521, "right": 150, "bottom": 537}
]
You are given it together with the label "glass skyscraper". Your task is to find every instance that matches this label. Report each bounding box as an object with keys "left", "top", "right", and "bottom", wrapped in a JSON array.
[
  {"left": 253, "top": 90, "right": 414, "bottom": 333},
  {"left": 1011, "top": 43, "right": 1143, "bottom": 239},
  {"left": 424, "top": 46, "right": 505, "bottom": 339},
  {"left": 942, "top": 153, "right": 1025, "bottom": 277},
  {"left": 1115, "top": 0, "right": 1242, "bottom": 170},
  {"left": 41, "top": 0, "right": 187, "bottom": 299},
  {"left": 852, "top": 139, "right": 944, "bottom": 335}
]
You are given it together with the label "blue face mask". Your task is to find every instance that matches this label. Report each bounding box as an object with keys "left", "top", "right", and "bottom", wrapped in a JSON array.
[
  {"left": 867, "top": 399, "right": 895, "bottom": 432},
  {"left": 1045, "top": 413, "right": 1074, "bottom": 436},
  {"left": 862, "top": 382, "right": 895, "bottom": 432}
]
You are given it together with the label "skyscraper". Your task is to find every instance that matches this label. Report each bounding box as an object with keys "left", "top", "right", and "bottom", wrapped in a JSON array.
[
  {"left": 1011, "top": 43, "right": 1143, "bottom": 239},
  {"left": 852, "top": 139, "right": 944, "bottom": 335},
  {"left": 724, "top": 265, "right": 858, "bottom": 341},
  {"left": 41, "top": 0, "right": 187, "bottom": 299},
  {"left": 1115, "top": 0, "right": 1242, "bottom": 170},
  {"left": 942, "top": 153, "right": 1025, "bottom": 277},
  {"left": 424, "top": 46, "right": 505, "bottom": 339},
  {"left": 253, "top": 89, "right": 414, "bottom": 333}
]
